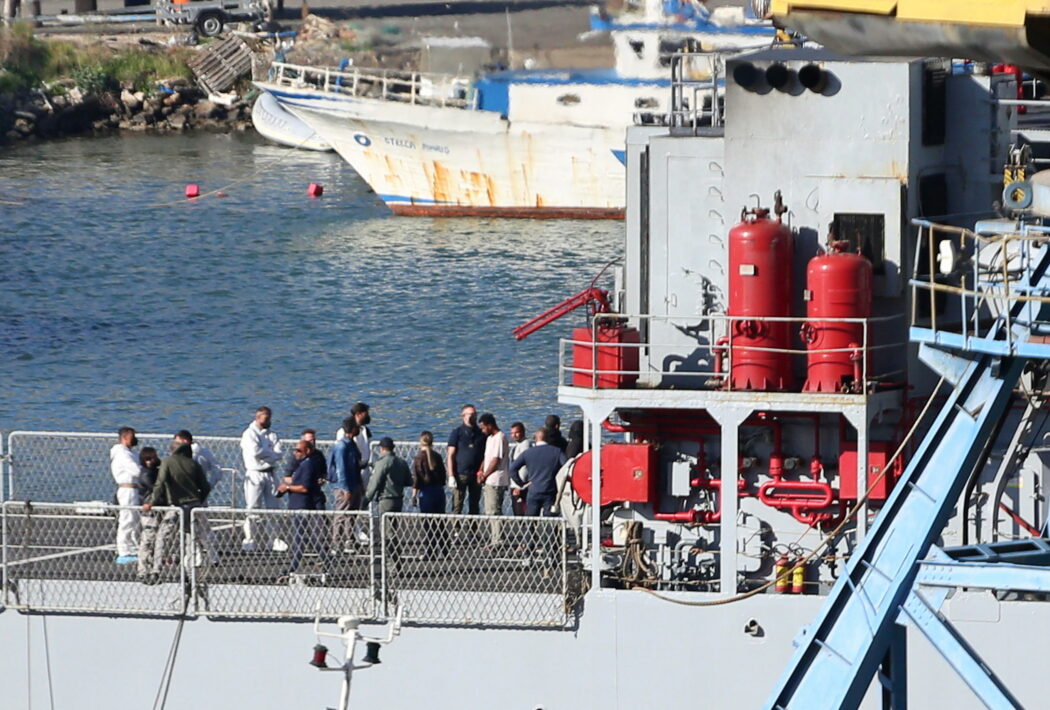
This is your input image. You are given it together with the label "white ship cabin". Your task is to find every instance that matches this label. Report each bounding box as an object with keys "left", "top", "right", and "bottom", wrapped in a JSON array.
[{"left": 596, "top": 0, "right": 778, "bottom": 79}]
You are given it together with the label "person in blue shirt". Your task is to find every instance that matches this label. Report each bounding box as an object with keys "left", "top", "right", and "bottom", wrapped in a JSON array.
[
  {"left": 279, "top": 439, "right": 329, "bottom": 578},
  {"left": 447, "top": 404, "right": 486, "bottom": 514},
  {"left": 328, "top": 417, "right": 363, "bottom": 551},
  {"left": 509, "top": 427, "right": 567, "bottom": 517}
]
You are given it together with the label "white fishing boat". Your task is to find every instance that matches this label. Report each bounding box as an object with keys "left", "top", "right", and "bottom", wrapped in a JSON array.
[
  {"left": 253, "top": 0, "right": 776, "bottom": 217},
  {"left": 250, "top": 90, "right": 332, "bottom": 151}
]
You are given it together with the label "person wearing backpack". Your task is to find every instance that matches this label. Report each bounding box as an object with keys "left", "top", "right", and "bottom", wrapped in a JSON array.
[{"left": 328, "top": 417, "right": 363, "bottom": 551}]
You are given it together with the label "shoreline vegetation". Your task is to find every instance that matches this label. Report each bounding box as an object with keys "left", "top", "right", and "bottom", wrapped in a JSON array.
[{"left": 0, "top": 25, "right": 252, "bottom": 146}]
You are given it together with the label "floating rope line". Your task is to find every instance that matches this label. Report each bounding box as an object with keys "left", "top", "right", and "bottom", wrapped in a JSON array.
[{"left": 148, "top": 128, "right": 324, "bottom": 208}]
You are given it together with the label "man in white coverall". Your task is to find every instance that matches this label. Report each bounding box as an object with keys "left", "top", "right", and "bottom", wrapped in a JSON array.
[
  {"left": 240, "top": 406, "right": 286, "bottom": 551},
  {"left": 110, "top": 426, "right": 144, "bottom": 564}
]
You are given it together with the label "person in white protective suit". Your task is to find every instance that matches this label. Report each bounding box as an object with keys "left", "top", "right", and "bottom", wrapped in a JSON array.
[
  {"left": 110, "top": 426, "right": 144, "bottom": 564},
  {"left": 240, "top": 406, "right": 287, "bottom": 551}
]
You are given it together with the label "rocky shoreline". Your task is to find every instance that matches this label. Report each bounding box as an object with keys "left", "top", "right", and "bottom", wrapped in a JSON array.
[{"left": 0, "top": 79, "right": 253, "bottom": 147}]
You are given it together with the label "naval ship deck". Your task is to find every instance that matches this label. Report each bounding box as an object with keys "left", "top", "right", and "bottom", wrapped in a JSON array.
[{"left": 0, "top": 434, "right": 585, "bottom": 628}]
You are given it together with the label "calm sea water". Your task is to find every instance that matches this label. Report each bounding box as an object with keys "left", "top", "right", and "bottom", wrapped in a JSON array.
[{"left": 0, "top": 133, "right": 621, "bottom": 441}]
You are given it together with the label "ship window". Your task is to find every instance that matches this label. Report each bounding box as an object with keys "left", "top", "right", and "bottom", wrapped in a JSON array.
[
  {"left": 557, "top": 94, "right": 581, "bottom": 105},
  {"left": 832, "top": 213, "right": 885, "bottom": 274},
  {"left": 635, "top": 97, "right": 659, "bottom": 109},
  {"left": 629, "top": 39, "right": 644, "bottom": 58},
  {"left": 922, "top": 65, "right": 947, "bottom": 146},
  {"left": 658, "top": 39, "right": 691, "bottom": 67},
  {"left": 918, "top": 173, "right": 948, "bottom": 218}
]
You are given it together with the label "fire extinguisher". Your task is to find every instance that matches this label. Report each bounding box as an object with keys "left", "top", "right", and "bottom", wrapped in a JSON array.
[
  {"left": 774, "top": 549, "right": 790, "bottom": 594},
  {"left": 791, "top": 556, "right": 806, "bottom": 595}
]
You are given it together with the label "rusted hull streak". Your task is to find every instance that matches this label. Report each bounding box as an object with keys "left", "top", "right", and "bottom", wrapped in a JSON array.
[{"left": 389, "top": 204, "right": 625, "bottom": 219}]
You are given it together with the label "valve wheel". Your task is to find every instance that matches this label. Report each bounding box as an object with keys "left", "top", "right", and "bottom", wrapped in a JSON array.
[{"left": 800, "top": 322, "right": 818, "bottom": 344}]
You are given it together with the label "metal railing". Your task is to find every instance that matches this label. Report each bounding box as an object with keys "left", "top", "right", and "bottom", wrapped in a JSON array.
[
  {"left": 2, "top": 502, "right": 187, "bottom": 616},
  {"left": 2, "top": 431, "right": 442, "bottom": 509},
  {"left": 910, "top": 219, "right": 1050, "bottom": 353},
  {"left": 268, "top": 61, "right": 475, "bottom": 110},
  {"left": 559, "top": 312, "right": 907, "bottom": 393},
  {"left": 381, "top": 512, "right": 578, "bottom": 627},
  {"left": 667, "top": 52, "right": 726, "bottom": 131},
  {"left": 0, "top": 502, "right": 578, "bottom": 626},
  {"left": 192, "top": 508, "right": 376, "bottom": 621}
]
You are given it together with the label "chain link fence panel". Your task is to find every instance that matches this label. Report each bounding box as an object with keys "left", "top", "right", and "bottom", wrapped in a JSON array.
[
  {"left": 381, "top": 512, "right": 574, "bottom": 628},
  {"left": 2, "top": 502, "right": 189, "bottom": 616},
  {"left": 4, "top": 431, "right": 446, "bottom": 510},
  {"left": 192, "top": 508, "right": 377, "bottom": 621}
]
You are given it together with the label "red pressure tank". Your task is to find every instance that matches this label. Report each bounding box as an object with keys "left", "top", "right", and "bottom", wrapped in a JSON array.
[
  {"left": 801, "top": 241, "right": 872, "bottom": 393},
  {"left": 727, "top": 206, "right": 795, "bottom": 390},
  {"left": 572, "top": 325, "right": 640, "bottom": 388}
]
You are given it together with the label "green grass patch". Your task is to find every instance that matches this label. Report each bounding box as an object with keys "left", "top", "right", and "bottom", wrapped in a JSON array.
[{"left": 0, "top": 25, "right": 192, "bottom": 94}]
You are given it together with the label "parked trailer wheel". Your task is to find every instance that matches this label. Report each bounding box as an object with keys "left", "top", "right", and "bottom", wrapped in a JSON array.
[{"left": 196, "top": 11, "right": 225, "bottom": 37}]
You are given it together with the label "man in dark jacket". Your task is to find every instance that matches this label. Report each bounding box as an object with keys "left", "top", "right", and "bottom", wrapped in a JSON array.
[
  {"left": 142, "top": 435, "right": 212, "bottom": 581},
  {"left": 447, "top": 404, "right": 486, "bottom": 514},
  {"left": 544, "top": 414, "right": 568, "bottom": 453},
  {"left": 279, "top": 439, "right": 330, "bottom": 578},
  {"left": 328, "top": 417, "right": 363, "bottom": 551},
  {"left": 510, "top": 427, "right": 567, "bottom": 517},
  {"left": 364, "top": 438, "right": 413, "bottom": 515}
]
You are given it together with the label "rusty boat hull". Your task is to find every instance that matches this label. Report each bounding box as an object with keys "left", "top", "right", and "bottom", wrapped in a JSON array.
[{"left": 262, "top": 87, "right": 631, "bottom": 219}]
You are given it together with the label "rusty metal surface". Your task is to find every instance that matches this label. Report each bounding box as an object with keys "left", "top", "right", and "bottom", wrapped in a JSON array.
[{"left": 389, "top": 204, "right": 624, "bottom": 219}]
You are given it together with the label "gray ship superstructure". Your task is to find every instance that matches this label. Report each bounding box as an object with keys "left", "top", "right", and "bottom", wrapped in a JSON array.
[{"left": 5, "top": 49, "right": 1050, "bottom": 709}]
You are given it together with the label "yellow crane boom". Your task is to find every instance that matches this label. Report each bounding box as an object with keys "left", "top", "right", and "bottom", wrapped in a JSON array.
[{"left": 770, "top": 0, "right": 1050, "bottom": 73}]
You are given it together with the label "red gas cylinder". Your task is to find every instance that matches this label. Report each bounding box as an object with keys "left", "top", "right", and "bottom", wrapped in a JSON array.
[
  {"left": 727, "top": 207, "right": 795, "bottom": 390},
  {"left": 572, "top": 325, "right": 640, "bottom": 389},
  {"left": 801, "top": 241, "right": 872, "bottom": 393}
]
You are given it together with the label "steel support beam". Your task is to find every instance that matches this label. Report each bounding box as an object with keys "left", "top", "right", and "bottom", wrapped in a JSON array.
[
  {"left": 899, "top": 591, "right": 1022, "bottom": 710},
  {"left": 878, "top": 624, "right": 907, "bottom": 710},
  {"left": 916, "top": 561, "right": 1050, "bottom": 593}
]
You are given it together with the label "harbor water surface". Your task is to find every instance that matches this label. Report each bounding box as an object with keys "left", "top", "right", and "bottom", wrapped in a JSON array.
[{"left": 0, "top": 133, "right": 620, "bottom": 440}]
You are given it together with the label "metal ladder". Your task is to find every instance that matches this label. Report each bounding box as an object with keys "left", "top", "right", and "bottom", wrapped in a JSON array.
[{"left": 764, "top": 241, "right": 1050, "bottom": 709}]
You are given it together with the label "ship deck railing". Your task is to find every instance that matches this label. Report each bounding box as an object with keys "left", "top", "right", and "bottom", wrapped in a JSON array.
[
  {"left": 0, "top": 500, "right": 583, "bottom": 627},
  {"left": 1, "top": 431, "right": 438, "bottom": 508},
  {"left": 557, "top": 311, "right": 908, "bottom": 395},
  {"left": 267, "top": 61, "right": 475, "bottom": 110},
  {"left": 910, "top": 218, "right": 1050, "bottom": 357}
]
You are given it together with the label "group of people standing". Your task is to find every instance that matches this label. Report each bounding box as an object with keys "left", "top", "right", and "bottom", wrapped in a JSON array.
[
  {"left": 109, "top": 401, "right": 584, "bottom": 579},
  {"left": 109, "top": 426, "right": 219, "bottom": 583}
]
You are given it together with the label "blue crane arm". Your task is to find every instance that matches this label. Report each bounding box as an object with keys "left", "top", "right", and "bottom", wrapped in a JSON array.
[{"left": 764, "top": 244, "right": 1050, "bottom": 710}]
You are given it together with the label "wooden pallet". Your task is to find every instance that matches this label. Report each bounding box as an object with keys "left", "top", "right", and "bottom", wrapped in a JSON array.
[{"left": 187, "top": 36, "right": 253, "bottom": 95}]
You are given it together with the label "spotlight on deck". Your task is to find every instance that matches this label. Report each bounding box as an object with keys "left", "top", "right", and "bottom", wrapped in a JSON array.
[
  {"left": 733, "top": 62, "right": 761, "bottom": 91},
  {"left": 799, "top": 64, "right": 829, "bottom": 93},
  {"left": 309, "top": 643, "right": 329, "bottom": 668},
  {"left": 362, "top": 641, "right": 382, "bottom": 665},
  {"left": 766, "top": 63, "right": 795, "bottom": 92}
]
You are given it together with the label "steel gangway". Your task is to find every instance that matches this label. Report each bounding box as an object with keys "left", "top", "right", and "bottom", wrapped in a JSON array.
[{"left": 764, "top": 226, "right": 1050, "bottom": 709}]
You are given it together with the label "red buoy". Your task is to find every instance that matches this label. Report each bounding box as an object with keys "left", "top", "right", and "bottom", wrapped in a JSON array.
[
  {"left": 307, "top": 183, "right": 324, "bottom": 198},
  {"left": 185, "top": 184, "right": 200, "bottom": 198}
]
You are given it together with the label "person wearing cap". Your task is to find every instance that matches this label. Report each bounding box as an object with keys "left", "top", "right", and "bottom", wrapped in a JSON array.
[{"left": 363, "top": 437, "right": 412, "bottom": 515}]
